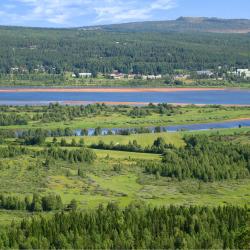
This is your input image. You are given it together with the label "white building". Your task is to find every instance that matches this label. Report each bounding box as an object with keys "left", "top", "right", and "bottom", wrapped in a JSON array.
[
  {"left": 197, "top": 70, "right": 214, "bottom": 77},
  {"left": 236, "top": 69, "right": 250, "bottom": 78},
  {"left": 10, "top": 67, "right": 19, "bottom": 72},
  {"left": 174, "top": 74, "right": 190, "bottom": 80},
  {"left": 79, "top": 73, "right": 92, "bottom": 78},
  {"left": 147, "top": 75, "right": 162, "bottom": 80}
]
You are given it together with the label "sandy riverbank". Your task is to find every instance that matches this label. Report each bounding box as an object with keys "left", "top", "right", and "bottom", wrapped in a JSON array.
[{"left": 0, "top": 87, "right": 225, "bottom": 93}]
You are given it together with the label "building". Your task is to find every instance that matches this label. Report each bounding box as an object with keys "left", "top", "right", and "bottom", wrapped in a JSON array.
[
  {"left": 236, "top": 69, "right": 250, "bottom": 78},
  {"left": 155, "top": 74, "right": 162, "bottom": 79},
  {"left": 197, "top": 70, "right": 214, "bottom": 77},
  {"left": 146, "top": 75, "right": 162, "bottom": 80},
  {"left": 79, "top": 73, "right": 92, "bottom": 78},
  {"left": 109, "top": 73, "right": 125, "bottom": 79},
  {"left": 174, "top": 74, "right": 190, "bottom": 80},
  {"left": 10, "top": 67, "right": 19, "bottom": 72}
]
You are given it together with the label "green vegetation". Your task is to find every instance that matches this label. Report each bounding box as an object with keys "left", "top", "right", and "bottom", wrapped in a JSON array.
[
  {"left": 0, "top": 103, "right": 249, "bottom": 132},
  {"left": 144, "top": 135, "right": 250, "bottom": 181},
  {"left": 0, "top": 21, "right": 250, "bottom": 87},
  {"left": 0, "top": 193, "right": 63, "bottom": 212},
  {"left": 0, "top": 104, "right": 249, "bottom": 249},
  {"left": 0, "top": 204, "right": 248, "bottom": 249},
  {"left": 1, "top": 16, "right": 250, "bottom": 248}
]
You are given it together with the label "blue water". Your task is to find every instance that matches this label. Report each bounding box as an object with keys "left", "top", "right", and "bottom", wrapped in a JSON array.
[
  {"left": 74, "top": 119, "right": 250, "bottom": 136},
  {"left": 0, "top": 89, "right": 249, "bottom": 105}
]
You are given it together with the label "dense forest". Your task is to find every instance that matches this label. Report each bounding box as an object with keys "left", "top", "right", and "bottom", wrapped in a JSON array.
[
  {"left": 0, "top": 193, "right": 63, "bottom": 212},
  {"left": 0, "top": 103, "right": 249, "bottom": 249},
  {"left": 0, "top": 24, "right": 250, "bottom": 75},
  {"left": 144, "top": 135, "right": 250, "bottom": 181},
  {"left": 0, "top": 203, "right": 249, "bottom": 249}
]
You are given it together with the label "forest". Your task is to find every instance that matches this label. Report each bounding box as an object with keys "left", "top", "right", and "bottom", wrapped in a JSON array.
[
  {"left": 0, "top": 204, "right": 249, "bottom": 249},
  {"left": 144, "top": 135, "right": 250, "bottom": 181},
  {"left": 0, "top": 26, "right": 250, "bottom": 75},
  {"left": 0, "top": 104, "right": 249, "bottom": 249}
]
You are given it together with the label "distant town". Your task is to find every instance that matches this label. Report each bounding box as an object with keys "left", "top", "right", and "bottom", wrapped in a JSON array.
[{"left": 8, "top": 66, "right": 250, "bottom": 82}]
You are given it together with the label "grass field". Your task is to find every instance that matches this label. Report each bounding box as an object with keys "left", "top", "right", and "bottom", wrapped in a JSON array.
[
  {"left": 93, "top": 149, "right": 162, "bottom": 160},
  {"left": 1, "top": 106, "right": 250, "bottom": 131},
  {"left": 0, "top": 105, "right": 250, "bottom": 227},
  {"left": 46, "top": 127, "right": 250, "bottom": 150},
  {"left": 47, "top": 132, "right": 184, "bottom": 148},
  {"left": 0, "top": 149, "right": 249, "bottom": 214}
]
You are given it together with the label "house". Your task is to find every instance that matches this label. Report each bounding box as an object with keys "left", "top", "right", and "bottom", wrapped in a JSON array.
[
  {"left": 155, "top": 74, "right": 162, "bottom": 79},
  {"left": 109, "top": 73, "right": 125, "bottom": 79},
  {"left": 236, "top": 69, "right": 250, "bottom": 78},
  {"left": 147, "top": 75, "right": 162, "bottom": 80},
  {"left": 10, "top": 67, "right": 19, "bottom": 72},
  {"left": 197, "top": 70, "right": 214, "bottom": 77},
  {"left": 146, "top": 75, "right": 155, "bottom": 80},
  {"left": 79, "top": 73, "right": 92, "bottom": 78},
  {"left": 174, "top": 74, "right": 190, "bottom": 80}
]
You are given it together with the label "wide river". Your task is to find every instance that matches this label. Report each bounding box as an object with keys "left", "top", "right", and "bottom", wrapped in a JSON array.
[{"left": 0, "top": 88, "right": 249, "bottom": 105}]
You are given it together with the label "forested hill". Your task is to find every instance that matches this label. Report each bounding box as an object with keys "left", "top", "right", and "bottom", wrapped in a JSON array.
[
  {"left": 0, "top": 18, "right": 250, "bottom": 74},
  {"left": 89, "top": 17, "right": 250, "bottom": 34}
]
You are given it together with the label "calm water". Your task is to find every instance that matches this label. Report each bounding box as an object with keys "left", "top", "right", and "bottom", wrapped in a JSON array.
[
  {"left": 74, "top": 119, "right": 250, "bottom": 136},
  {"left": 0, "top": 89, "right": 249, "bottom": 105}
]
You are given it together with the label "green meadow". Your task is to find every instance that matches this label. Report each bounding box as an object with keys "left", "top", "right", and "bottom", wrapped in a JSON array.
[
  {"left": 0, "top": 104, "right": 250, "bottom": 226},
  {"left": 1, "top": 148, "right": 249, "bottom": 225},
  {"left": 1, "top": 105, "right": 249, "bottom": 131},
  {"left": 46, "top": 127, "right": 250, "bottom": 149}
]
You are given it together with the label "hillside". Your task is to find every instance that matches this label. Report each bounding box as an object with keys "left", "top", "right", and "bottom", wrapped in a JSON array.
[
  {"left": 97, "top": 17, "right": 250, "bottom": 33},
  {"left": 0, "top": 17, "right": 250, "bottom": 77}
]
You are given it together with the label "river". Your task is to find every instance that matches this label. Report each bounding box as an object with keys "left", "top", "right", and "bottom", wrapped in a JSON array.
[{"left": 0, "top": 89, "right": 249, "bottom": 105}]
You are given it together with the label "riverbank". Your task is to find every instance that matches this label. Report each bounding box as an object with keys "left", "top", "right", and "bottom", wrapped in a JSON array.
[
  {"left": 0, "top": 87, "right": 226, "bottom": 93},
  {"left": 62, "top": 100, "right": 250, "bottom": 107}
]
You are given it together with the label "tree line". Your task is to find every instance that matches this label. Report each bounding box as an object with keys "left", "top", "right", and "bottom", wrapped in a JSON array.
[
  {"left": 0, "top": 145, "right": 96, "bottom": 164},
  {"left": 144, "top": 135, "right": 250, "bottom": 182},
  {"left": 0, "top": 193, "right": 63, "bottom": 212},
  {"left": 41, "top": 147, "right": 97, "bottom": 164},
  {"left": 0, "top": 113, "right": 28, "bottom": 126},
  {"left": 0, "top": 203, "right": 248, "bottom": 249},
  {"left": 90, "top": 137, "right": 174, "bottom": 154}
]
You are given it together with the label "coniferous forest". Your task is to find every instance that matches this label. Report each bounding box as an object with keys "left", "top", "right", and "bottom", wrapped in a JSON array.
[
  {"left": 0, "top": 15, "right": 250, "bottom": 249},
  {"left": 0, "top": 104, "right": 249, "bottom": 249},
  {"left": 0, "top": 26, "right": 250, "bottom": 75},
  {"left": 0, "top": 204, "right": 249, "bottom": 249}
]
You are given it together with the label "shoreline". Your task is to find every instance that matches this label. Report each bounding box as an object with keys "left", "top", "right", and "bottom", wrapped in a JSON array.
[
  {"left": 0, "top": 100, "right": 249, "bottom": 107},
  {"left": 0, "top": 87, "right": 226, "bottom": 93},
  {"left": 62, "top": 100, "right": 250, "bottom": 107}
]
